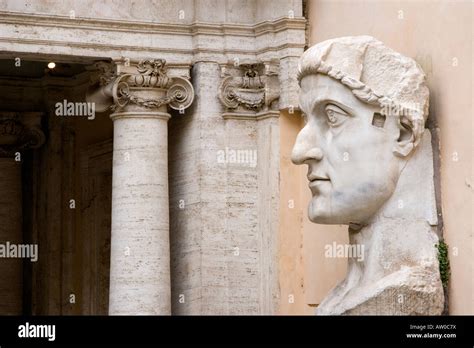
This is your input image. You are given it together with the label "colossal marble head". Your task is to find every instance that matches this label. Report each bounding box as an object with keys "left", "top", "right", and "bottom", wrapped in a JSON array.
[{"left": 292, "top": 36, "right": 429, "bottom": 225}]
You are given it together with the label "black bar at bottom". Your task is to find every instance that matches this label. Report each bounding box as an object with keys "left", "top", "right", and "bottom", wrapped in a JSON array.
[{"left": 0, "top": 315, "right": 472, "bottom": 346}]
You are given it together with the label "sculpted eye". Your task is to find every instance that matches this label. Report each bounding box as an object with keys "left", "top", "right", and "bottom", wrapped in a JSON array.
[{"left": 325, "top": 104, "right": 349, "bottom": 127}]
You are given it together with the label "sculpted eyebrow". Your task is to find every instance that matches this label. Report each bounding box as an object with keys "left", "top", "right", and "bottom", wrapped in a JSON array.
[{"left": 309, "top": 98, "right": 355, "bottom": 116}]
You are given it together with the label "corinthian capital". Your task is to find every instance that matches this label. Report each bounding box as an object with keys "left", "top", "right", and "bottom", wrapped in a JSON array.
[
  {"left": 87, "top": 59, "right": 195, "bottom": 113},
  {"left": 0, "top": 112, "right": 45, "bottom": 157}
]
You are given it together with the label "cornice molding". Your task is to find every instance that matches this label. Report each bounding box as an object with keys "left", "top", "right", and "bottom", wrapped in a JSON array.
[
  {"left": 0, "top": 37, "right": 304, "bottom": 58},
  {"left": 0, "top": 11, "right": 305, "bottom": 37},
  {"left": 0, "top": 12, "right": 306, "bottom": 66}
]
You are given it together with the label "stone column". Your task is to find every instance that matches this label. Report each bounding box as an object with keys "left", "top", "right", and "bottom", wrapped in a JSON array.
[
  {"left": 88, "top": 59, "right": 194, "bottom": 314},
  {"left": 0, "top": 113, "right": 44, "bottom": 314}
]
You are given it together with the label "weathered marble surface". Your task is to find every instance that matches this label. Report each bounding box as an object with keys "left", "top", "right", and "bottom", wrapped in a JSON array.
[{"left": 292, "top": 36, "right": 444, "bottom": 315}]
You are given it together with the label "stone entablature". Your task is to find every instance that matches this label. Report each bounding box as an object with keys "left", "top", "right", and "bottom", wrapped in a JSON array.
[
  {"left": 0, "top": 11, "right": 305, "bottom": 59},
  {"left": 0, "top": 5, "right": 305, "bottom": 110}
]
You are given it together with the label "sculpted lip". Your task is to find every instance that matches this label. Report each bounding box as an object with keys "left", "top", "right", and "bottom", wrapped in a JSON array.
[
  {"left": 307, "top": 172, "right": 330, "bottom": 182},
  {"left": 308, "top": 172, "right": 331, "bottom": 188}
]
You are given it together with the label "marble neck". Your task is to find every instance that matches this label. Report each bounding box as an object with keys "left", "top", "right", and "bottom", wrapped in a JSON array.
[{"left": 346, "top": 131, "right": 439, "bottom": 288}]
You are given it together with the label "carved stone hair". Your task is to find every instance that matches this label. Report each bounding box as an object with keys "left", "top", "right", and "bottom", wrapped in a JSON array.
[{"left": 297, "top": 36, "right": 429, "bottom": 151}]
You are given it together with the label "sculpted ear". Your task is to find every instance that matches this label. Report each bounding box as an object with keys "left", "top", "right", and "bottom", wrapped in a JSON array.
[{"left": 393, "top": 116, "right": 424, "bottom": 157}]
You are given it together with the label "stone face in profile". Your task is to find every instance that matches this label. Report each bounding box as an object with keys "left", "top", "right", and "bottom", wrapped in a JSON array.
[{"left": 292, "top": 36, "right": 444, "bottom": 315}]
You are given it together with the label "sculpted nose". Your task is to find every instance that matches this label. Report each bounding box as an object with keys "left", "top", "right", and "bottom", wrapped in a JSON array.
[{"left": 291, "top": 145, "right": 324, "bottom": 165}]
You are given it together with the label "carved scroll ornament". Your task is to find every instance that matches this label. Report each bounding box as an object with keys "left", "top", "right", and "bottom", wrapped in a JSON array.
[
  {"left": 218, "top": 63, "right": 279, "bottom": 113},
  {"left": 90, "top": 59, "right": 194, "bottom": 113}
]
